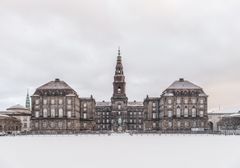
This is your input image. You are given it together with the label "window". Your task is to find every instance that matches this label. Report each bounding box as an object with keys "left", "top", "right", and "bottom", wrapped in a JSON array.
[
  {"left": 58, "top": 121, "right": 62, "bottom": 128},
  {"left": 200, "top": 99, "right": 204, "bottom": 104},
  {"left": 184, "top": 107, "right": 188, "bottom": 117},
  {"left": 83, "top": 103, "right": 87, "bottom": 108},
  {"left": 67, "top": 99, "right": 72, "bottom": 105},
  {"left": 177, "top": 98, "right": 181, "bottom": 104},
  {"left": 59, "top": 99, "right": 63, "bottom": 105},
  {"left": 50, "top": 122, "right": 55, "bottom": 128},
  {"left": 84, "top": 123, "right": 87, "bottom": 128},
  {"left": 83, "top": 113, "right": 87, "bottom": 119},
  {"left": 152, "top": 102, "right": 156, "bottom": 107},
  {"left": 192, "top": 108, "right": 196, "bottom": 117},
  {"left": 117, "top": 87, "right": 121, "bottom": 93},
  {"left": 185, "top": 121, "right": 189, "bottom": 127},
  {"left": 192, "top": 98, "right": 196, "bottom": 104},
  {"left": 184, "top": 99, "right": 188, "bottom": 104},
  {"left": 177, "top": 121, "right": 181, "bottom": 128},
  {"left": 43, "top": 109, "right": 48, "bottom": 118},
  {"left": 35, "top": 99, "right": 40, "bottom": 105},
  {"left": 168, "top": 111, "right": 172, "bottom": 118},
  {"left": 200, "top": 111, "right": 204, "bottom": 117},
  {"left": 201, "top": 122, "right": 205, "bottom": 127},
  {"left": 51, "top": 99, "right": 55, "bottom": 105},
  {"left": 51, "top": 109, "right": 55, "bottom": 117},
  {"left": 193, "top": 121, "right": 196, "bottom": 127},
  {"left": 168, "top": 122, "right": 172, "bottom": 128},
  {"left": 35, "top": 122, "right": 38, "bottom": 128},
  {"left": 176, "top": 107, "right": 181, "bottom": 117},
  {"left": 153, "top": 123, "right": 156, "bottom": 128},
  {"left": 24, "top": 123, "right": 27, "bottom": 128},
  {"left": 83, "top": 108, "right": 87, "bottom": 112},
  {"left": 118, "top": 104, "right": 121, "bottom": 110},
  {"left": 43, "top": 99, "right": 47, "bottom": 105},
  {"left": 35, "top": 111, "right": 39, "bottom": 118},
  {"left": 168, "top": 99, "right": 172, "bottom": 104},
  {"left": 43, "top": 122, "right": 47, "bottom": 128},
  {"left": 152, "top": 113, "right": 156, "bottom": 119},
  {"left": 67, "top": 111, "right": 72, "bottom": 118},
  {"left": 59, "top": 108, "right": 63, "bottom": 118}
]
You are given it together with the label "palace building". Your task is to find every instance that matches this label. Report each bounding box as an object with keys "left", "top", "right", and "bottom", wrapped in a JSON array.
[{"left": 30, "top": 49, "right": 209, "bottom": 133}]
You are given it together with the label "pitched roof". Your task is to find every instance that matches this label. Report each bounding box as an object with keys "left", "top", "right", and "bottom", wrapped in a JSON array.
[
  {"left": 7, "top": 104, "right": 28, "bottom": 111},
  {"left": 36, "top": 79, "right": 73, "bottom": 90},
  {"left": 167, "top": 78, "right": 202, "bottom": 90}
]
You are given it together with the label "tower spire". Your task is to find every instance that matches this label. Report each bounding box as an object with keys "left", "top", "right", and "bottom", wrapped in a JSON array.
[
  {"left": 118, "top": 46, "right": 121, "bottom": 56},
  {"left": 25, "top": 89, "right": 30, "bottom": 110}
]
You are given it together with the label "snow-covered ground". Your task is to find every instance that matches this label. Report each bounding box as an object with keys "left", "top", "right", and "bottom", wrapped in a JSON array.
[{"left": 0, "top": 134, "right": 239, "bottom": 168}]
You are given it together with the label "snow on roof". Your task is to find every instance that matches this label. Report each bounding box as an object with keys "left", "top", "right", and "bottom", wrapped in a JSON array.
[
  {"left": 36, "top": 79, "right": 75, "bottom": 91},
  {"left": 167, "top": 78, "right": 202, "bottom": 90},
  {"left": 96, "top": 101, "right": 111, "bottom": 106},
  {"left": 127, "top": 101, "right": 143, "bottom": 106},
  {"left": 7, "top": 104, "right": 28, "bottom": 111}
]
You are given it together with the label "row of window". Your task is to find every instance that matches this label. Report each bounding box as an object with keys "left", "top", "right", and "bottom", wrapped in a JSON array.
[
  {"left": 34, "top": 121, "right": 75, "bottom": 128},
  {"left": 35, "top": 99, "right": 88, "bottom": 106},
  {"left": 35, "top": 110, "right": 73, "bottom": 118},
  {"left": 166, "top": 121, "right": 205, "bottom": 128},
  {"left": 151, "top": 110, "right": 205, "bottom": 119},
  {"left": 156, "top": 98, "right": 205, "bottom": 106},
  {"left": 97, "top": 119, "right": 142, "bottom": 124}
]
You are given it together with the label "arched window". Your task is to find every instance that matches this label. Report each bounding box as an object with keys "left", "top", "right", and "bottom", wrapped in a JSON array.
[
  {"left": 117, "top": 87, "right": 121, "bottom": 93},
  {"left": 192, "top": 107, "right": 196, "bottom": 117},
  {"left": 184, "top": 106, "right": 188, "bottom": 117},
  {"left": 176, "top": 107, "right": 181, "bottom": 117}
]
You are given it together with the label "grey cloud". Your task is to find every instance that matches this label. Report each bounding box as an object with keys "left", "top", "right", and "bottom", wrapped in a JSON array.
[{"left": 0, "top": 0, "right": 240, "bottom": 112}]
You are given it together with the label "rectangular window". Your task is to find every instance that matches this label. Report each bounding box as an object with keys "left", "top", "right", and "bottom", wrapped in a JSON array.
[
  {"left": 200, "top": 111, "right": 204, "bottom": 117},
  {"left": 168, "top": 111, "right": 172, "bottom": 118},
  {"left": 83, "top": 113, "right": 87, "bottom": 119},
  {"left": 67, "top": 111, "right": 72, "bottom": 118},
  {"left": 152, "top": 113, "right": 156, "bottom": 119},
  {"left": 43, "top": 99, "right": 47, "bottom": 105},
  {"left": 35, "top": 111, "right": 39, "bottom": 118},
  {"left": 152, "top": 102, "right": 156, "bottom": 107},
  {"left": 51, "top": 99, "right": 55, "bottom": 105},
  {"left": 35, "top": 99, "right": 40, "bottom": 105},
  {"left": 59, "top": 99, "right": 63, "bottom": 105},
  {"left": 177, "top": 98, "right": 181, "bottom": 104},
  {"left": 67, "top": 99, "right": 72, "bottom": 105}
]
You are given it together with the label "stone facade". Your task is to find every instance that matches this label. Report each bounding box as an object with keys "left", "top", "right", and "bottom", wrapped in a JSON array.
[
  {"left": 144, "top": 78, "right": 209, "bottom": 132},
  {"left": 0, "top": 114, "right": 21, "bottom": 134},
  {"left": 30, "top": 50, "right": 209, "bottom": 134},
  {"left": 31, "top": 79, "right": 92, "bottom": 134},
  {"left": 0, "top": 104, "right": 31, "bottom": 132}
]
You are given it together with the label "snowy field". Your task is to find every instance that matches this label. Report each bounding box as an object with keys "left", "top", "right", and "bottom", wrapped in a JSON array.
[{"left": 0, "top": 134, "right": 240, "bottom": 168}]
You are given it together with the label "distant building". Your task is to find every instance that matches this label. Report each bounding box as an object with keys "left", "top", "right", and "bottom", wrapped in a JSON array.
[
  {"left": 217, "top": 111, "right": 240, "bottom": 134},
  {"left": 0, "top": 104, "right": 31, "bottom": 132},
  {"left": 0, "top": 114, "right": 21, "bottom": 134},
  {"left": 29, "top": 49, "right": 210, "bottom": 134},
  {"left": 144, "top": 78, "right": 209, "bottom": 132}
]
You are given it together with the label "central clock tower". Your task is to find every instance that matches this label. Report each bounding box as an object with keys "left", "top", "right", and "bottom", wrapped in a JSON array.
[{"left": 111, "top": 48, "right": 128, "bottom": 132}]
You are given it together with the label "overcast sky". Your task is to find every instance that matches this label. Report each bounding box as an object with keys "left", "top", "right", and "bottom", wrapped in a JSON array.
[{"left": 0, "top": 0, "right": 240, "bottom": 113}]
